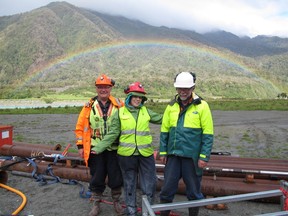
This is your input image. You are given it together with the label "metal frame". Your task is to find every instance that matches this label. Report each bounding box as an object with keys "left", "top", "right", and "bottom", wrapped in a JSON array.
[
  {"left": 142, "top": 180, "right": 288, "bottom": 216},
  {"left": 255, "top": 212, "right": 288, "bottom": 216}
]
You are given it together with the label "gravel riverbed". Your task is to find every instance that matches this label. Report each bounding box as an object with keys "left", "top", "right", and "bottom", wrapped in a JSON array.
[{"left": 0, "top": 111, "right": 287, "bottom": 215}]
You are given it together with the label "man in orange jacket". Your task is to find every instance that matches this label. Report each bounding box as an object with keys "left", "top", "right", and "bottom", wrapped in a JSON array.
[{"left": 75, "top": 74, "right": 124, "bottom": 216}]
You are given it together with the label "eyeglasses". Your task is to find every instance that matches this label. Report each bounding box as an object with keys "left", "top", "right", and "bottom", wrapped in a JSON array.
[{"left": 96, "top": 85, "right": 111, "bottom": 90}]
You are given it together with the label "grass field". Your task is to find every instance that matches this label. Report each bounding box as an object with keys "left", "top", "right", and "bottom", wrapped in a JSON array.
[{"left": 0, "top": 99, "right": 287, "bottom": 115}]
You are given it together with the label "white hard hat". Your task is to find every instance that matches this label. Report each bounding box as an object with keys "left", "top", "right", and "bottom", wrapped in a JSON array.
[{"left": 174, "top": 72, "right": 195, "bottom": 88}]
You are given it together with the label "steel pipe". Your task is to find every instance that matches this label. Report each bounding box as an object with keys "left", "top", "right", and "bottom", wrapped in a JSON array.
[
  {"left": 156, "top": 174, "right": 280, "bottom": 203},
  {"left": 13, "top": 142, "right": 62, "bottom": 151},
  {"left": 0, "top": 144, "right": 79, "bottom": 158},
  {"left": 0, "top": 171, "right": 8, "bottom": 184},
  {"left": 2, "top": 160, "right": 90, "bottom": 182},
  {"left": 1, "top": 144, "right": 287, "bottom": 203},
  {"left": 0, "top": 159, "right": 282, "bottom": 203}
]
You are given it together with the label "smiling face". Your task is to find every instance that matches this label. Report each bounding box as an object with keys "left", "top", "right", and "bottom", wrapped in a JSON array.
[
  {"left": 176, "top": 87, "right": 193, "bottom": 101},
  {"left": 96, "top": 84, "right": 112, "bottom": 101},
  {"left": 130, "top": 95, "right": 143, "bottom": 107}
]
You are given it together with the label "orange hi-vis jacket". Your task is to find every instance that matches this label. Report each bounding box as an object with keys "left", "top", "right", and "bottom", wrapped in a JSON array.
[{"left": 75, "top": 95, "right": 123, "bottom": 166}]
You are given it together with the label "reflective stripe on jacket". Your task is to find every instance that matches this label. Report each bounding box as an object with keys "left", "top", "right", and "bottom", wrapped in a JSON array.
[
  {"left": 117, "top": 106, "right": 153, "bottom": 157},
  {"left": 75, "top": 95, "right": 123, "bottom": 166},
  {"left": 89, "top": 100, "right": 119, "bottom": 149},
  {"left": 159, "top": 93, "right": 214, "bottom": 175}
]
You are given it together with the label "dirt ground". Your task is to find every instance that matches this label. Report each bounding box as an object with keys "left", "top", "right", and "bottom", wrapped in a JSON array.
[{"left": 0, "top": 111, "right": 287, "bottom": 215}]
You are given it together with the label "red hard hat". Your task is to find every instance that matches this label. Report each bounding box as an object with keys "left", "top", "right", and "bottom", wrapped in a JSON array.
[{"left": 124, "top": 82, "right": 146, "bottom": 94}]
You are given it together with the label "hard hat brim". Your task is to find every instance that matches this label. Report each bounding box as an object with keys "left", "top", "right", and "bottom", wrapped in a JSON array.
[
  {"left": 174, "top": 83, "right": 195, "bottom": 88},
  {"left": 129, "top": 92, "right": 148, "bottom": 100}
]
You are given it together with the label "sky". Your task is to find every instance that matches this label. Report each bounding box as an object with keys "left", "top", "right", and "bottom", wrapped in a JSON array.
[{"left": 1, "top": 0, "right": 288, "bottom": 38}]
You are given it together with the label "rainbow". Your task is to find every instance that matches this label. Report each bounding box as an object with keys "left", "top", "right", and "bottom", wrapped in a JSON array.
[{"left": 19, "top": 39, "right": 261, "bottom": 89}]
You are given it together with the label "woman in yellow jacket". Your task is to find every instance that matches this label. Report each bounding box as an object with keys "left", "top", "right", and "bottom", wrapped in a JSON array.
[{"left": 93, "top": 82, "right": 162, "bottom": 216}]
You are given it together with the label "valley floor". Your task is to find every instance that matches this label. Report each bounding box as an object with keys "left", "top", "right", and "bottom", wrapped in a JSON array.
[{"left": 0, "top": 111, "right": 287, "bottom": 215}]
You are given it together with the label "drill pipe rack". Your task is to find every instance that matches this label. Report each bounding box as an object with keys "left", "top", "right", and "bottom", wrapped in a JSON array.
[{"left": 1, "top": 143, "right": 288, "bottom": 203}]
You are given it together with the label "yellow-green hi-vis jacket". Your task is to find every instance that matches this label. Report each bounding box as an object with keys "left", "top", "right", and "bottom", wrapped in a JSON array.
[{"left": 159, "top": 93, "right": 214, "bottom": 175}]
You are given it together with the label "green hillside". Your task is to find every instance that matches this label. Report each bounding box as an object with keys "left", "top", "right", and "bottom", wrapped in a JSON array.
[{"left": 0, "top": 2, "right": 287, "bottom": 100}]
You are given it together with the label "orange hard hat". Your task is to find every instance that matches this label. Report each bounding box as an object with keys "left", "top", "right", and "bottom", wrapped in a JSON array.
[
  {"left": 95, "top": 74, "right": 115, "bottom": 86},
  {"left": 124, "top": 82, "right": 146, "bottom": 94}
]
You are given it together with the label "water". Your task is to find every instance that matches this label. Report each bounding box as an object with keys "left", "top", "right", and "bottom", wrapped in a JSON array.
[{"left": 0, "top": 99, "right": 85, "bottom": 109}]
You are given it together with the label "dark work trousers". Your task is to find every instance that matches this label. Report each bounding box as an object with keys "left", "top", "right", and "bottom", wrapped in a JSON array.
[
  {"left": 160, "top": 155, "right": 204, "bottom": 202},
  {"left": 118, "top": 154, "right": 157, "bottom": 215},
  {"left": 88, "top": 150, "right": 123, "bottom": 193}
]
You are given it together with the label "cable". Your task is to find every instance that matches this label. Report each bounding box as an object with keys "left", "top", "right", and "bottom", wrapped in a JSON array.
[
  {"left": 0, "top": 157, "right": 26, "bottom": 171},
  {"left": 0, "top": 182, "right": 27, "bottom": 215}
]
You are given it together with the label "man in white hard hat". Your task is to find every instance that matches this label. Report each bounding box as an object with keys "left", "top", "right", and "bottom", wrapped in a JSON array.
[{"left": 159, "top": 72, "right": 214, "bottom": 216}]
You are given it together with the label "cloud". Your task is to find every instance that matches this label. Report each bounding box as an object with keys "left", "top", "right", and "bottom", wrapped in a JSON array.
[
  {"left": 0, "top": 0, "right": 53, "bottom": 16},
  {"left": 0, "top": 0, "right": 288, "bottom": 37}
]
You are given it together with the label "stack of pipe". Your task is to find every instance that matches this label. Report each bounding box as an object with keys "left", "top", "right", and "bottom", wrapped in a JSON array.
[
  {"left": 1, "top": 143, "right": 287, "bottom": 203},
  {"left": 1, "top": 160, "right": 90, "bottom": 182},
  {"left": 155, "top": 155, "right": 288, "bottom": 203}
]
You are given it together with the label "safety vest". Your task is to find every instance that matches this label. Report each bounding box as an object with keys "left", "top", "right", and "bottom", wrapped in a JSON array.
[
  {"left": 75, "top": 95, "right": 123, "bottom": 166},
  {"left": 117, "top": 106, "right": 153, "bottom": 157},
  {"left": 89, "top": 100, "right": 118, "bottom": 149}
]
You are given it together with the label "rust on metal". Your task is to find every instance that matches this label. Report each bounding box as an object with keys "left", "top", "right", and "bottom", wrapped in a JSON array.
[
  {"left": 0, "top": 171, "right": 8, "bottom": 184},
  {"left": 1, "top": 144, "right": 287, "bottom": 204},
  {"left": 1, "top": 160, "right": 90, "bottom": 182},
  {"left": 13, "top": 142, "right": 62, "bottom": 151},
  {"left": 0, "top": 144, "right": 79, "bottom": 159}
]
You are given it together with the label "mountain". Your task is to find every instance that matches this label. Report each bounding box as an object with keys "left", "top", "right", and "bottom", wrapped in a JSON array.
[{"left": 0, "top": 1, "right": 287, "bottom": 100}]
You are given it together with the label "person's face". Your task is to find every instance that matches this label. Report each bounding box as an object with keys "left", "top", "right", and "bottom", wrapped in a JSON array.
[
  {"left": 96, "top": 85, "right": 112, "bottom": 100},
  {"left": 176, "top": 87, "right": 193, "bottom": 101},
  {"left": 130, "top": 96, "right": 143, "bottom": 107}
]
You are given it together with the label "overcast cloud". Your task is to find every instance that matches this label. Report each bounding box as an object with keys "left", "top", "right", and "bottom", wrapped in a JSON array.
[{"left": 0, "top": 0, "right": 288, "bottom": 38}]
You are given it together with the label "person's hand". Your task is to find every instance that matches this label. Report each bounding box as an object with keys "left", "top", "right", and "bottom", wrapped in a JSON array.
[
  {"left": 198, "top": 159, "right": 207, "bottom": 168},
  {"left": 78, "top": 148, "right": 84, "bottom": 158},
  {"left": 159, "top": 156, "right": 167, "bottom": 164}
]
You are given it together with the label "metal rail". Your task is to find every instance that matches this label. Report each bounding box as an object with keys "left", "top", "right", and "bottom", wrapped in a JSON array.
[
  {"left": 255, "top": 212, "right": 288, "bottom": 216},
  {"left": 142, "top": 180, "right": 287, "bottom": 216}
]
